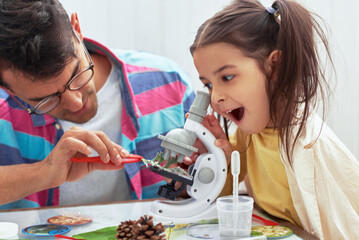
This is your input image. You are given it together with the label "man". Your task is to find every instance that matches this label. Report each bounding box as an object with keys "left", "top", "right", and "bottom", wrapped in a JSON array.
[{"left": 0, "top": 0, "right": 195, "bottom": 209}]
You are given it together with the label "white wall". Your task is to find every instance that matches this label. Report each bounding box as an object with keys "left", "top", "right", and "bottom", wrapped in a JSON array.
[
  {"left": 60, "top": 0, "right": 359, "bottom": 158},
  {"left": 60, "top": 0, "right": 232, "bottom": 90}
]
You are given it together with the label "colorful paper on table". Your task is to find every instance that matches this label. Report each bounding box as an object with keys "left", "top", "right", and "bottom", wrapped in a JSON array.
[
  {"left": 72, "top": 226, "right": 117, "bottom": 240},
  {"left": 72, "top": 219, "right": 296, "bottom": 240},
  {"left": 71, "top": 224, "right": 190, "bottom": 240},
  {"left": 48, "top": 214, "right": 92, "bottom": 226},
  {"left": 251, "top": 226, "right": 293, "bottom": 239},
  {"left": 22, "top": 224, "right": 70, "bottom": 236}
]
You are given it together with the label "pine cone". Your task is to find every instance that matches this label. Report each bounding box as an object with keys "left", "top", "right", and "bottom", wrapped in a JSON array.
[
  {"left": 134, "top": 215, "right": 166, "bottom": 240},
  {"left": 116, "top": 215, "right": 166, "bottom": 240},
  {"left": 116, "top": 220, "right": 138, "bottom": 240}
]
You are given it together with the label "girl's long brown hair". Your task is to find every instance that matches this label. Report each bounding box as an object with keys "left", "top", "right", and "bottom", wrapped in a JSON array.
[{"left": 190, "top": 0, "right": 333, "bottom": 163}]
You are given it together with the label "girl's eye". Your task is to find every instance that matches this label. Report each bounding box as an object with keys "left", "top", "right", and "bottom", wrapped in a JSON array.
[
  {"left": 203, "top": 83, "right": 213, "bottom": 90},
  {"left": 223, "top": 75, "right": 234, "bottom": 81}
]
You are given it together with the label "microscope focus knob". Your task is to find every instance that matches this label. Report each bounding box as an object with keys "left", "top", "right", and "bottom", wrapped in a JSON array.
[{"left": 198, "top": 167, "right": 215, "bottom": 184}]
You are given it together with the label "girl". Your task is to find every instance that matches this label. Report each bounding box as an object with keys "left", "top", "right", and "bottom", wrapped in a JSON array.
[{"left": 189, "top": 0, "right": 359, "bottom": 239}]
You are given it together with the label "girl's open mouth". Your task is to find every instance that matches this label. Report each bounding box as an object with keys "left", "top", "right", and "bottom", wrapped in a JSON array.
[{"left": 228, "top": 107, "right": 244, "bottom": 121}]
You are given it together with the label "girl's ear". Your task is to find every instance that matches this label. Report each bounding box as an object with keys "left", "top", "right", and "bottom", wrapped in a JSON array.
[
  {"left": 266, "top": 50, "right": 282, "bottom": 81},
  {"left": 70, "top": 12, "right": 83, "bottom": 40}
]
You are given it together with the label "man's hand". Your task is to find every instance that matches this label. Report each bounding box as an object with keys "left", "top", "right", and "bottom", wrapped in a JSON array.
[
  {"left": 44, "top": 126, "right": 128, "bottom": 187},
  {"left": 0, "top": 127, "right": 130, "bottom": 205}
]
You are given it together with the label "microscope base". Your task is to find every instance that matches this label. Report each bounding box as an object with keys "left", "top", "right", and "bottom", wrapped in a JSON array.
[{"left": 149, "top": 200, "right": 218, "bottom": 224}]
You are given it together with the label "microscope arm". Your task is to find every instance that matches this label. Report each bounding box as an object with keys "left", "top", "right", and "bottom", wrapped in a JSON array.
[{"left": 149, "top": 119, "right": 227, "bottom": 223}]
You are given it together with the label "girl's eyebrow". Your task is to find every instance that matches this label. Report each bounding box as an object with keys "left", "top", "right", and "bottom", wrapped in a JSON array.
[
  {"left": 28, "top": 60, "right": 81, "bottom": 101},
  {"left": 213, "top": 65, "right": 237, "bottom": 75},
  {"left": 199, "top": 65, "right": 237, "bottom": 81},
  {"left": 199, "top": 76, "right": 207, "bottom": 81}
]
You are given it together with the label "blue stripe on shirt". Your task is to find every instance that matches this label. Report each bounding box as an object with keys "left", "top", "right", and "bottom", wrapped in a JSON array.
[
  {"left": 137, "top": 104, "right": 185, "bottom": 141},
  {"left": 14, "top": 131, "right": 53, "bottom": 160},
  {"left": 124, "top": 161, "right": 141, "bottom": 181},
  {"left": 0, "top": 199, "right": 40, "bottom": 210},
  {"left": 0, "top": 120, "right": 53, "bottom": 160},
  {"left": 0, "top": 120, "right": 19, "bottom": 148},
  {"left": 129, "top": 71, "right": 180, "bottom": 95},
  {"left": 0, "top": 143, "right": 50, "bottom": 165},
  {"left": 135, "top": 135, "right": 165, "bottom": 160},
  {"left": 113, "top": 49, "right": 191, "bottom": 82},
  {"left": 46, "top": 188, "right": 54, "bottom": 206},
  {"left": 138, "top": 181, "right": 166, "bottom": 199},
  {"left": 0, "top": 143, "right": 24, "bottom": 165}
]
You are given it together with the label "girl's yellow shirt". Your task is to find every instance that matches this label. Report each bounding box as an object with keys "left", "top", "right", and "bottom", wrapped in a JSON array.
[{"left": 220, "top": 128, "right": 301, "bottom": 226}]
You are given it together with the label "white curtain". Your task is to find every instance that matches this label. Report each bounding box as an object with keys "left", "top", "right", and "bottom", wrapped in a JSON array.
[{"left": 60, "top": 0, "right": 359, "bottom": 158}]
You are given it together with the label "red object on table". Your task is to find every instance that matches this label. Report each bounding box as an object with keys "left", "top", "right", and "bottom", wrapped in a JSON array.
[
  {"left": 252, "top": 213, "right": 279, "bottom": 226},
  {"left": 71, "top": 154, "right": 143, "bottom": 164},
  {"left": 55, "top": 235, "right": 84, "bottom": 240}
]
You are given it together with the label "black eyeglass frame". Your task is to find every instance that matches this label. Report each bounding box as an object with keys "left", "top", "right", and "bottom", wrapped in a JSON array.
[{"left": 4, "top": 30, "right": 94, "bottom": 115}]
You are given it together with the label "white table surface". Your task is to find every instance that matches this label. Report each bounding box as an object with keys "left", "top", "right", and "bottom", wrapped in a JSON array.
[
  {"left": 0, "top": 200, "right": 302, "bottom": 240},
  {"left": 0, "top": 201, "right": 151, "bottom": 239}
]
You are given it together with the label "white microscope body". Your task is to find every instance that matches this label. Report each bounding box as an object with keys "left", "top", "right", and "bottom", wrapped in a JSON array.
[{"left": 149, "top": 91, "right": 228, "bottom": 224}]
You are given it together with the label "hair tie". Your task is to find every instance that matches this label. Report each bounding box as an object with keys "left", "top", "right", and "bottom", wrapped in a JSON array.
[{"left": 266, "top": 6, "right": 279, "bottom": 18}]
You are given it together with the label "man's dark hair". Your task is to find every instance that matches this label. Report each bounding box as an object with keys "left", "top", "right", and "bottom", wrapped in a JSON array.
[{"left": 0, "top": 0, "right": 76, "bottom": 87}]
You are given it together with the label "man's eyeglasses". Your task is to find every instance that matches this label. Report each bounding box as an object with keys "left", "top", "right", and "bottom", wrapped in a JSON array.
[{"left": 4, "top": 30, "right": 94, "bottom": 115}]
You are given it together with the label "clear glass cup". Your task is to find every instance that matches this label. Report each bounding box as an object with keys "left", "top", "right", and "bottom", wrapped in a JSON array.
[{"left": 216, "top": 195, "right": 254, "bottom": 238}]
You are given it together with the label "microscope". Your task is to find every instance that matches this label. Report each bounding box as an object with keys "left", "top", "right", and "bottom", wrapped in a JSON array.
[{"left": 143, "top": 91, "right": 228, "bottom": 223}]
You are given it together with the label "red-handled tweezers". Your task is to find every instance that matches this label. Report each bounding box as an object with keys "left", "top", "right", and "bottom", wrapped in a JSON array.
[{"left": 71, "top": 154, "right": 143, "bottom": 164}]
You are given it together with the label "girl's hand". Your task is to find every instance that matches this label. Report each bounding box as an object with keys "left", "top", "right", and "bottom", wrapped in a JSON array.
[{"left": 183, "top": 114, "right": 233, "bottom": 166}]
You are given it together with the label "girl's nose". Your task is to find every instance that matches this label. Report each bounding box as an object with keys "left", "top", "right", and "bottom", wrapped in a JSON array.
[
  {"left": 61, "top": 90, "right": 83, "bottom": 112},
  {"left": 211, "top": 87, "right": 225, "bottom": 104}
]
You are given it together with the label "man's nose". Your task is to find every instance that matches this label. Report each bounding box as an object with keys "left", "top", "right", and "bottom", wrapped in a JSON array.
[{"left": 61, "top": 90, "right": 83, "bottom": 111}]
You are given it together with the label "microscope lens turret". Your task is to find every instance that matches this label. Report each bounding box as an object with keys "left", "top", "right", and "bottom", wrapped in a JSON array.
[{"left": 158, "top": 91, "right": 211, "bottom": 163}]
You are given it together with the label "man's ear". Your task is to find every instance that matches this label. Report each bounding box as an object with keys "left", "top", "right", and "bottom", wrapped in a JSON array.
[
  {"left": 266, "top": 50, "right": 282, "bottom": 81},
  {"left": 70, "top": 12, "right": 83, "bottom": 40}
]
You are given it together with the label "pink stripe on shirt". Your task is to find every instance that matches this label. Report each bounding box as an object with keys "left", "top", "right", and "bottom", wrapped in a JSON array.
[
  {"left": 121, "top": 103, "right": 138, "bottom": 141},
  {"left": 130, "top": 171, "right": 143, "bottom": 200},
  {"left": 124, "top": 64, "right": 158, "bottom": 74},
  {"left": 52, "top": 188, "right": 59, "bottom": 206},
  {"left": 140, "top": 167, "right": 165, "bottom": 187},
  {"left": 24, "top": 190, "right": 49, "bottom": 207},
  {"left": 0, "top": 103, "right": 56, "bottom": 144},
  {"left": 44, "top": 114, "right": 56, "bottom": 125},
  {"left": 135, "top": 81, "right": 186, "bottom": 116}
]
